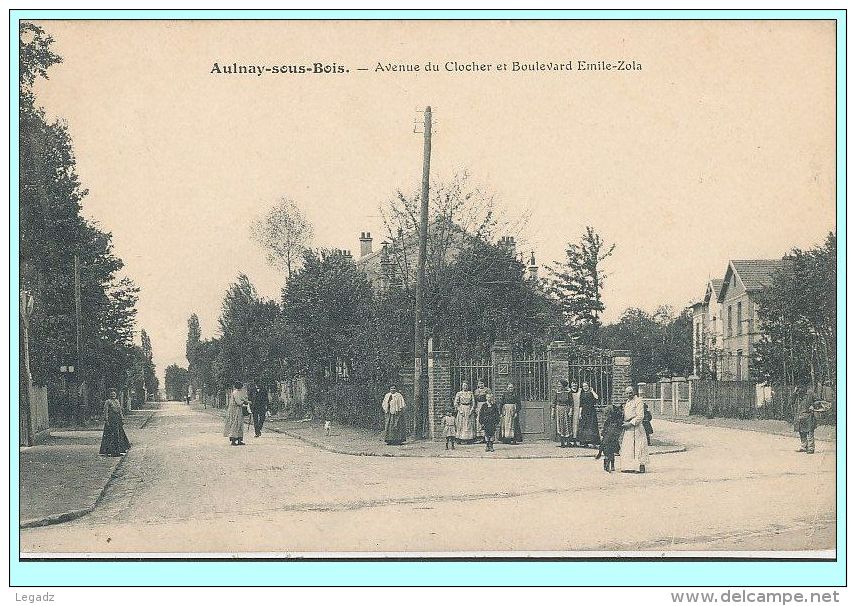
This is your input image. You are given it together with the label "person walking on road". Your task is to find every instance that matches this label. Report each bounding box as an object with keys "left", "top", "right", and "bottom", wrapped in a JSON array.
[
  {"left": 224, "top": 381, "right": 249, "bottom": 446},
  {"left": 381, "top": 384, "right": 407, "bottom": 445},
  {"left": 793, "top": 385, "right": 825, "bottom": 455},
  {"left": 250, "top": 383, "right": 269, "bottom": 438},
  {"left": 619, "top": 386, "right": 649, "bottom": 473},
  {"left": 595, "top": 403, "right": 623, "bottom": 472},
  {"left": 99, "top": 388, "right": 130, "bottom": 457}
]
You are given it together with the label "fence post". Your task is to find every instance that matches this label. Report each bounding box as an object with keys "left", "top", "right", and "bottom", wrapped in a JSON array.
[
  {"left": 659, "top": 377, "right": 670, "bottom": 415},
  {"left": 612, "top": 354, "right": 632, "bottom": 407},
  {"left": 637, "top": 382, "right": 647, "bottom": 398},
  {"left": 546, "top": 341, "right": 570, "bottom": 393},
  {"left": 673, "top": 376, "right": 686, "bottom": 415},
  {"left": 427, "top": 350, "right": 450, "bottom": 440},
  {"left": 491, "top": 341, "right": 513, "bottom": 396}
]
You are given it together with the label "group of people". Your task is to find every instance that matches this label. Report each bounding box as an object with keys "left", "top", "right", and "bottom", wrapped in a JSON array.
[
  {"left": 378, "top": 378, "right": 654, "bottom": 471},
  {"left": 445, "top": 380, "right": 523, "bottom": 451},
  {"left": 223, "top": 381, "right": 270, "bottom": 446}
]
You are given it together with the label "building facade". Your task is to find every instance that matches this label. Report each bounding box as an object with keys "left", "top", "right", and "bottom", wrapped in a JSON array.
[{"left": 691, "top": 259, "right": 786, "bottom": 381}]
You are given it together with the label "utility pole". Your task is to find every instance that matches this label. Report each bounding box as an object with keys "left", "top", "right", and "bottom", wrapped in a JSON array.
[
  {"left": 73, "top": 254, "right": 83, "bottom": 423},
  {"left": 413, "top": 106, "right": 432, "bottom": 438}
]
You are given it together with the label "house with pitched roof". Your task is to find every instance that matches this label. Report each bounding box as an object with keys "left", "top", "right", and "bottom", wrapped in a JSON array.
[
  {"left": 691, "top": 259, "right": 788, "bottom": 380},
  {"left": 690, "top": 278, "right": 724, "bottom": 378}
]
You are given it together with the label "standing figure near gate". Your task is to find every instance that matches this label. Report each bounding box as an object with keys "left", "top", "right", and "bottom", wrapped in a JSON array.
[
  {"left": 381, "top": 384, "right": 407, "bottom": 445},
  {"left": 454, "top": 381, "right": 477, "bottom": 443},
  {"left": 569, "top": 381, "right": 582, "bottom": 446},
  {"left": 577, "top": 381, "right": 601, "bottom": 447},
  {"left": 499, "top": 382, "right": 522, "bottom": 444},
  {"left": 473, "top": 379, "right": 492, "bottom": 443},
  {"left": 619, "top": 386, "right": 649, "bottom": 473},
  {"left": 480, "top": 393, "right": 500, "bottom": 452},
  {"left": 551, "top": 378, "right": 573, "bottom": 448}
]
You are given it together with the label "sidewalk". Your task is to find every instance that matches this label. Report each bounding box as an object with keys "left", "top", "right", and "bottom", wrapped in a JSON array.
[
  {"left": 657, "top": 413, "right": 836, "bottom": 442},
  {"left": 260, "top": 415, "right": 686, "bottom": 459},
  {"left": 19, "top": 410, "right": 156, "bottom": 528}
]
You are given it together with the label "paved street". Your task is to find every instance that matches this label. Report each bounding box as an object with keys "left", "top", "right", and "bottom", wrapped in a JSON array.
[{"left": 20, "top": 402, "right": 836, "bottom": 556}]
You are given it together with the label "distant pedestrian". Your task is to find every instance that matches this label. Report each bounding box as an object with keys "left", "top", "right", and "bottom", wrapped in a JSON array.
[
  {"left": 619, "top": 386, "right": 649, "bottom": 473},
  {"left": 381, "top": 385, "right": 406, "bottom": 445},
  {"left": 185, "top": 394, "right": 191, "bottom": 406},
  {"left": 224, "top": 381, "right": 249, "bottom": 446},
  {"left": 99, "top": 388, "right": 130, "bottom": 457},
  {"left": 442, "top": 408, "right": 457, "bottom": 450},
  {"left": 642, "top": 403, "right": 654, "bottom": 446},
  {"left": 595, "top": 404, "right": 623, "bottom": 472},
  {"left": 454, "top": 381, "right": 477, "bottom": 443},
  {"left": 250, "top": 383, "right": 269, "bottom": 437},
  {"left": 792, "top": 386, "right": 824, "bottom": 455},
  {"left": 577, "top": 382, "right": 601, "bottom": 447},
  {"left": 551, "top": 378, "right": 573, "bottom": 448},
  {"left": 480, "top": 393, "right": 500, "bottom": 452},
  {"left": 499, "top": 382, "right": 522, "bottom": 444},
  {"left": 323, "top": 400, "right": 335, "bottom": 436}
]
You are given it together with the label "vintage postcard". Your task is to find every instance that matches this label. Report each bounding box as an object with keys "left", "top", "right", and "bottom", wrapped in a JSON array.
[{"left": 14, "top": 13, "right": 841, "bottom": 574}]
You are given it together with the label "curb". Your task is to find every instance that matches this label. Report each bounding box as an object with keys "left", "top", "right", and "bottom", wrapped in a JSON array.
[
  {"left": 266, "top": 424, "right": 687, "bottom": 459},
  {"left": 659, "top": 416, "right": 836, "bottom": 443},
  {"left": 20, "top": 409, "right": 158, "bottom": 529}
]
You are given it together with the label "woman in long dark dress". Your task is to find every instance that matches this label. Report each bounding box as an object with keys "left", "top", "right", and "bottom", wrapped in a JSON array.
[
  {"left": 99, "top": 389, "right": 130, "bottom": 457},
  {"left": 577, "top": 381, "right": 601, "bottom": 447}
]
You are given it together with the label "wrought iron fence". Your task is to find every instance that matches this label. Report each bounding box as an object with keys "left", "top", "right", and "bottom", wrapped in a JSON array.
[{"left": 511, "top": 354, "right": 549, "bottom": 401}]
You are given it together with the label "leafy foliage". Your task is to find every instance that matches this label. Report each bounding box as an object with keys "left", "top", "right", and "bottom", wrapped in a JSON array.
[
  {"left": 752, "top": 233, "right": 836, "bottom": 386},
  {"left": 250, "top": 197, "right": 313, "bottom": 280},
  {"left": 548, "top": 226, "right": 615, "bottom": 345},
  {"left": 164, "top": 364, "right": 190, "bottom": 401}
]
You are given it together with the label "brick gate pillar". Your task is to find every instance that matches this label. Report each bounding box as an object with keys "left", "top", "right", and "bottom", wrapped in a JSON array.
[
  {"left": 427, "top": 350, "right": 450, "bottom": 440},
  {"left": 547, "top": 341, "right": 570, "bottom": 392},
  {"left": 611, "top": 354, "right": 632, "bottom": 406},
  {"left": 491, "top": 341, "right": 512, "bottom": 395}
]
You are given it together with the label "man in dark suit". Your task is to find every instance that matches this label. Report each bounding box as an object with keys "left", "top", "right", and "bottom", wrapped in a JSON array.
[{"left": 250, "top": 383, "right": 270, "bottom": 437}]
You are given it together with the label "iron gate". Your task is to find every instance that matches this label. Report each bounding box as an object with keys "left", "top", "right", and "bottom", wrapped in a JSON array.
[
  {"left": 568, "top": 350, "right": 615, "bottom": 412},
  {"left": 512, "top": 353, "right": 551, "bottom": 439}
]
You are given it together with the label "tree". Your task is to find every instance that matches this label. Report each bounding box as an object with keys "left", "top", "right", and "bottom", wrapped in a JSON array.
[
  {"left": 753, "top": 233, "right": 836, "bottom": 386},
  {"left": 600, "top": 306, "right": 693, "bottom": 383},
  {"left": 164, "top": 364, "right": 190, "bottom": 401},
  {"left": 20, "top": 22, "right": 141, "bottom": 419},
  {"left": 185, "top": 313, "right": 202, "bottom": 394},
  {"left": 549, "top": 226, "right": 615, "bottom": 345},
  {"left": 250, "top": 197, "right": 313, "bottom": 280},
  {"left": 139, "top": 329, "right": 158, "bottom": 399},
  {"left": 217, "top": 274, "right": 286, "bottom": 386},
  {"left": 427, "top": 239, "right": 562, "bottom": 357}
]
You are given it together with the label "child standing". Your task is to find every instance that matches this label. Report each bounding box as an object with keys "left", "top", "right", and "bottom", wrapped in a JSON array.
[
  {"left": 642, "top": 403, "right": 654, "bottom": 446},
  {"left": 442, "top": 408, "right": 457, "bottom": 450},
  {"left": 595, "top": 404, "right": 623, "bottom": 472},
  {"left": 479, "top": 394, "right": 500, "bottom": 452}
]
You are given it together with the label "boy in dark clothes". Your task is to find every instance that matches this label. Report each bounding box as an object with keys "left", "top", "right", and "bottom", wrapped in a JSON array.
[
  {"left": 595, "top": 404, "right": 623, "bottom": 472},
  {"left": 479, "top": 395, "right": 501, "bottom": 452},
  {"left": 642, "top": 403, "right": 654, "bottom": 446}
]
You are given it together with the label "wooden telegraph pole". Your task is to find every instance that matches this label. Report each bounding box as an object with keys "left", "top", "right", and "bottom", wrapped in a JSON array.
[
  {"left": 74, "top": 253, "right": 83, "bottom": 423},
  {"left": 413, "top": 106, "right": 432, "bottom": 438}
]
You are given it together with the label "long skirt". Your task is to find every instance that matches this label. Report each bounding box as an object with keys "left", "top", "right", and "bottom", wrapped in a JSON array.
[
  {"left": 499, "top": 404, "right": 517, "bottom": 442},
  {"left": 571, "top": 401, "right": 581, "bottom": 438},
  {"left": 578, "top": 406, "right": 600, "bottom": 445},
  {"left": 475, "top": 403, "right": 486, "bottom": 439},
  {"left": 223, "top": 404, "right": 244, "bottom": 439},
  {"left": 555, "top": 404, "right": 572, "bottom": 438},
  {"left": 99, "top": 417, "right": 130, "bottom": 456},
  {"left": 619, "top": 424, "right": 650, "bottom": 470},
  {"left": 455, "top": 404, "right": 476, "bottom": 441},
  {"left": 384, "top": 411, "right": 406, "bottom": 444}
]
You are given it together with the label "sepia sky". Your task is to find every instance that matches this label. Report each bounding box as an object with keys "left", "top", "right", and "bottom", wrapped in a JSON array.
[{"left": 31, "top": 20, "right": 836, "bottom": 379}]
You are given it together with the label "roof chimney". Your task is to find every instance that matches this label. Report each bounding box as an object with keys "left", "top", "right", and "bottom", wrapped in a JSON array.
[
  {"left": 360, "top": 231, "right": 373, "bottom": 257},
  {"left": 527, "top": 251, "right": 538, "bottom": 281}
]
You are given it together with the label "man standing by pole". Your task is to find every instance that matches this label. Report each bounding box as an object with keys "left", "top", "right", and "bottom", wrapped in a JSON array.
[{"left": 413, "top": 106, "right": 432, "bottom": 439}]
